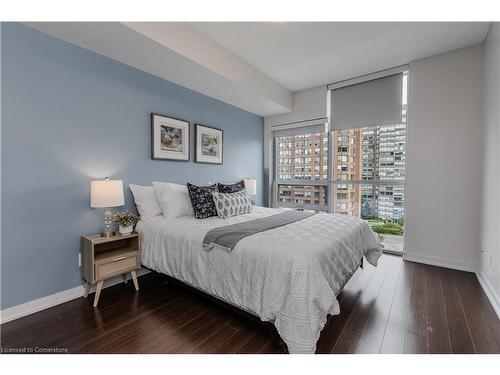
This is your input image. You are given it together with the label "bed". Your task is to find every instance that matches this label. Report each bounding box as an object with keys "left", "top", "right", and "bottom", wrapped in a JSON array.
[{"left": 136, "top": 206, "right": 382, "bottom": 354}]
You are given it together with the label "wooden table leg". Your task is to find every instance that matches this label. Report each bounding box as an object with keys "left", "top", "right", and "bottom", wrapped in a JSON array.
[
  {"left": 83, "top": 282, "right": 91, "bottom": 298},
  {"left": 93, "top": 280, "right": 104, "bottom": 307},
  {"left": 122, "top": 274, "right": 128, "bottom": 284},
  {"left": 131, "top": 270, "right": 139, "bottom": 291}
]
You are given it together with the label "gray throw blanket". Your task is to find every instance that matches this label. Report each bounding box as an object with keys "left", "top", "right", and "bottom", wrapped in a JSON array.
[{"left": 203, "top": 210, "right": 317, "bottom": 252}]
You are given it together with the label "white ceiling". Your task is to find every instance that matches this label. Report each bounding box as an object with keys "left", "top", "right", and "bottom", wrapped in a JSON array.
[
  {"left": 194, "top": 22, "right": 492, "bottom": 92},
  {"left": 26, "top": 22, "right": 492, "bottom": 116}
]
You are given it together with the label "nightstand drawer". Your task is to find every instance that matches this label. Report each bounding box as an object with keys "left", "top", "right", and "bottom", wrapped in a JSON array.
[{"left": 95, "top": 255, "right": 138, "bottom": 280}]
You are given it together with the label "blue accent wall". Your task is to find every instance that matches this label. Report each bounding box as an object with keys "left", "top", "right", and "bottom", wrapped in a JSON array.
[{"left": 1, "top": 23, "right": 264, "bottom": 309}]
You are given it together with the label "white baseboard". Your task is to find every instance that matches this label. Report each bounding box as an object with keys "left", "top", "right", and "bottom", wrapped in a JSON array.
[
  {"left": 403, "top": 252, "right": 477, "bottom": 273},
  {"left": 0, "top": 269, "right": 150, "bottom": 325},
  {"left": 476, "top": 271, "right": 500, "bottom": 320}
]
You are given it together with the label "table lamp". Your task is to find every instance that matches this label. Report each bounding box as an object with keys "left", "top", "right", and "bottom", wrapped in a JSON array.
[
  {"left": 90, "top": 178, "right": 125, "bottom": 237},
  {"left": 243, "top": 178, "right": 257, "bottom": 205}
]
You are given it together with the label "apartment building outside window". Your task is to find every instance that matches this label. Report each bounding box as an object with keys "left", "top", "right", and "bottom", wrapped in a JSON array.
[{"left": 275, "top": 131, "right": 329, "bottom": 211}]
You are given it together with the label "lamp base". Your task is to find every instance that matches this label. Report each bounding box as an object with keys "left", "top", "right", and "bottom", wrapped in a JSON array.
[
  {"left": 100, "top": 230, "right": 116, "bottom": 238},
  {"left": 101, "top": 208, "right": 115, "bottom": 237}
]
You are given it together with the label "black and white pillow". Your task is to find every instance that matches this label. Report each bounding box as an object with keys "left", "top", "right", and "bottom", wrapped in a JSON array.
[
  {"left": 186, "top": 183, "right": 218, "bottom": 219},
  {"left": 217, "top": 180, "right": 245, "bottom": 193},
  {"left": 212, "top": 190, "right": 252, "bottom": 219}
]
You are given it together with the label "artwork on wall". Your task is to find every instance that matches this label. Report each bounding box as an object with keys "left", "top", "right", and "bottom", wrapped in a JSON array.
[
  {"left": 151, "top": 113, "right": 190, "bottom": 161},
  {"left": 195, "top": 124, "right": 224, "bottom": 164}
]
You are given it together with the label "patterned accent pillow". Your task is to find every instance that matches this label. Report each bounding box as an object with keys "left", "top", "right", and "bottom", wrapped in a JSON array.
[
  {"left": 217, "top": 180, "right": 245, "bottom": 193},
  {"left": 212, "top": 190, "right": 252, "bottom": 219},
  {"left": 186, "top": 183, "right": 218, "bottom": 219}
]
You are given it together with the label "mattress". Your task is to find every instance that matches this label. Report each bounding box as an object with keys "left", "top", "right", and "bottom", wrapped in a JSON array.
[{"left": 137, "top": 206, "right": 382, "bottom": 354}]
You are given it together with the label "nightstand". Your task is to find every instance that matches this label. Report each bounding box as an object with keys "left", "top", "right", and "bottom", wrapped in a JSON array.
[{"left": 80, "top": 233, "right": 140, "bottom": 307}]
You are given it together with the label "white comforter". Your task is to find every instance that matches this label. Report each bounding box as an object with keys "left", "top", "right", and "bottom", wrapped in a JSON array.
[{"left": 137, "top": 207, "right": 381, "bottom": 354}]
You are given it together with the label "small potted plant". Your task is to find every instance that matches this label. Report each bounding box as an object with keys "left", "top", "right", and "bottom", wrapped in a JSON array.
[{"left": 113, "top": 211, "right": 139, "bottom": 235}]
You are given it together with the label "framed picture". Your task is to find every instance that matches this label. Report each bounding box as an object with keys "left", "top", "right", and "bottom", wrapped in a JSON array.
[
  {"left": 151, "top": 113, "right": 190, "bottom": 161},
  {"left": 195, "top": 124, "right": 223, "bottom": 164}
]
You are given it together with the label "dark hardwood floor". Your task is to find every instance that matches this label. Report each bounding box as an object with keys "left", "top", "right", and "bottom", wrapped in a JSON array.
[{"left": 2, "top": 254, "right": 499, "bottom": 354}]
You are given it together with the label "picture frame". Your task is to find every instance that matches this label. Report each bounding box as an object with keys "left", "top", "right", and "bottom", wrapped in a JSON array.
[
  {"left": 195, "top": 124, "right": 224, "bottom": 165},
  {"left": 151, "top": 113, "right": 190, "bottom": 161}
]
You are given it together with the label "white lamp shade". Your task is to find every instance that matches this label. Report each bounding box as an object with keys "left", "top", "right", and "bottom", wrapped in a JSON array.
[
  {"left": 243, "top": 178, "right": 257, "bottom": 195},
  {"left": 90, "top": 179, "right": 125, "bottom": 208}
]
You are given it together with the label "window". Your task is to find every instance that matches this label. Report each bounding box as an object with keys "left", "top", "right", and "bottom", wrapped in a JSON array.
[
  {"left": 336, "top": 202, "right": 347, "bottom": 210},
  {"left": 331, "top": 125, "right": 406, "bottom": 210},
  {"left": 337, "top": 192, "right": 348, "bottom": 200},
  {"left": 275, "top": 131, "right": 328, "bottom": 211}
]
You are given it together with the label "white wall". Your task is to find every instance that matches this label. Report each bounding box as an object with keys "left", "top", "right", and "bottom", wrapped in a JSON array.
[
  {"left": 405, "top": 45, "right": 484, "bottom": 271},
  {"left": 479, "top": 23, "right": 500, "bottom": 316},
  {"left": 264, "top": 85, "right": 328, "bottom": 127}
]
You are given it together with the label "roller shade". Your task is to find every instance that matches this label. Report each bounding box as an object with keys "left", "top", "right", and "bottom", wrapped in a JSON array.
[
  {"left": 272, "top": 121, "right": 327, "bottom": 138},
  {"left": 331, "top": 73, "right": 403, "bottom": 130}
]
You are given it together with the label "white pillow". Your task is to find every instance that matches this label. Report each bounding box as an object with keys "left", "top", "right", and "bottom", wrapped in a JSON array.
[
  {"left": 129, "top": 184, "right": 162, "bottom": 220},
  {"left": 152, "top": 182, "right": 194, "bottom": 219}
]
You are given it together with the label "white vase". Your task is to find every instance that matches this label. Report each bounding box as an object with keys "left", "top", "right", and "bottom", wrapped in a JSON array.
[{"left": 119, "top": 224, "right": 133, "bottom": 235}]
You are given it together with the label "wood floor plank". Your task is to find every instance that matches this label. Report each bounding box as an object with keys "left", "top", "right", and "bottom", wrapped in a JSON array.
[
  {"left": 404, "top": 262, "right": 428, "bottom": 353},
  {"left": 472, "top": 275, "right": 500, "bottom": 350},
  {"left": 379, "top": 259, "right": 414, "bottom": 353},
  {"left": 259, "top": 338, "right": 287, "bottom": 354},
  {"left": 355, "top": 255, "right": 402, "bottom": 353},
  {"left": 339, "top": 257, "right": 381, "bottom": 305},
  {"left": 426, "top": 265, "right": 452, "bottom": 353},
  {"left": 344, "top": 255, "right": 392, "bottom": 335},
  {"left": 391, "top": 260, "right": 414, "bottom": 314},
  {"left": 451, "top": 270, "right": 499, "bottom": 353},
  {"left": 212, "top": 322, "right": 257, "bottom": 354},
  {"left": 235, "top": 327, "right": 270, "bottom": 354},
  {"left": 189, "top": 322, "right": 239, "bottom": 354},
  {"left": 337, "top": 267, "right": 362, "bottom": 304},
  {"left": 404, "top": 330, "right": 427, "bottom": 354},
  {"left": 314, "top": 311, "right": 353, "bottom": 354},
  {"left": 148, "top": 308, "right": 230, "bottom": 354},
  {"left": 379, "top": 309, "right": 407, "bottom": 353},
  {"left": 332, "top": 330, "right": 360, "bottom": 354},
  {"left": 439, "top": 268, "right": 475, "bottom": 354}
]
